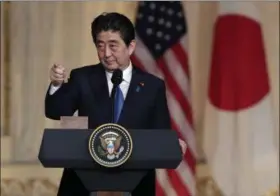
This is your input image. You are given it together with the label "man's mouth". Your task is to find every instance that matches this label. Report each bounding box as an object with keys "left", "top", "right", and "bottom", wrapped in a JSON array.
[{"left": 105, "top": 60, "right": 115, "bottom": 65}]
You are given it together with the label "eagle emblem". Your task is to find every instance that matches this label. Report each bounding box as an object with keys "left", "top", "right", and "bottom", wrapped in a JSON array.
[
  {"left": 98, "top": 132, "right": 124, "bottom": 160},
  {"left": 88, "top": 123, "right": 133, "bottom": 168}
]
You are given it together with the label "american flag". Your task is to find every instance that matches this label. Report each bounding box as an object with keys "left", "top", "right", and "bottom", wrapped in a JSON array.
[{"left": 131, "top": 1, "right": 196, "bottom": 196}]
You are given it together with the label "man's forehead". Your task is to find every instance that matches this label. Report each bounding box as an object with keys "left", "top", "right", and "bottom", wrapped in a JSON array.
[{"left": 97, "top": 30, "right": 122, "bottom": 41}]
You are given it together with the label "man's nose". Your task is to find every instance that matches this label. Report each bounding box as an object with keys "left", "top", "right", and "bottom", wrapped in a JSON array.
[{"left": 104, "top": 46, "right": 112, "bottom": 57}]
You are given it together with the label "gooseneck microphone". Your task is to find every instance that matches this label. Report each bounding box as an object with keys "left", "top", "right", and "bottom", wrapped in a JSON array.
[
  {"left": 111, "top": 69, "right": 123, "bottom": 87},
  {"left": 111, "top": 69, "right": 123, "bottom": 123}
]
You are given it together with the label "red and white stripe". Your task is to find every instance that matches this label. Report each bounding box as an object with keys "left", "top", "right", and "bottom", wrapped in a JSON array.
[{"left": 131, "top": 33, "right": 196, "bottom": 196}]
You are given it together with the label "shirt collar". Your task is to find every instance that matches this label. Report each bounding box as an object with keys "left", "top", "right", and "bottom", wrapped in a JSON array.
[{"left": 105, "top": 62, "right": 133, "bottom": 83}]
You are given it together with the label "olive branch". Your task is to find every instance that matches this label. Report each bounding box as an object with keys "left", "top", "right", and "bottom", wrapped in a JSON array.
[{"left": 97, "top": 146, "right": 107, "bottom": 156}]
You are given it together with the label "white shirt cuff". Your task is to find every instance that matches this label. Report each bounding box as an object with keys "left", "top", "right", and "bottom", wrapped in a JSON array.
[{"left": 49, "top": 84, "right": 61, "bottom": 95}]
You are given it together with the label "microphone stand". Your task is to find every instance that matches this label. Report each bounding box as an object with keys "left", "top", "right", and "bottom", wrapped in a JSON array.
[
  {"left": 111, "top": 84, "right": 118, "bottom": 123},
  {"left": 110, "top": 68, "right": 123, "bottom": 123}
]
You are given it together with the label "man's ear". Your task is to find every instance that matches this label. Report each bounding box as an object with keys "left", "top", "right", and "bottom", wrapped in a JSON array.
[{"left": 128, "top": 40, "right": 136, "bottom": 56}]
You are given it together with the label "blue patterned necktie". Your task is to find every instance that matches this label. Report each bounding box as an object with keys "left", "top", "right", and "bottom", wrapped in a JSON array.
[{"left": 114, "top": 85, "right": 124, "bottom": 123}]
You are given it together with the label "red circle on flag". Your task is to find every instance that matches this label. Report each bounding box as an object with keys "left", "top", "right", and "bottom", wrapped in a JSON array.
[{"left": 208, "top": 14, "right": 270, "bottom": 111}]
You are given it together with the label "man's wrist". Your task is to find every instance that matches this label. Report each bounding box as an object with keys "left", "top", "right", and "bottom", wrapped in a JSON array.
[{"left": 49, "top": 83, "right": 62, "bottom": 95}]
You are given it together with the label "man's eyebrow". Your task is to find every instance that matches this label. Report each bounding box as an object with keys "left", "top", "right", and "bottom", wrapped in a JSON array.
[
  {"left": 108, "top": 40, "right": 119, "bottom": 44},
  {"left": 96, "top": 39, "right": 119, "bottom": 43}
]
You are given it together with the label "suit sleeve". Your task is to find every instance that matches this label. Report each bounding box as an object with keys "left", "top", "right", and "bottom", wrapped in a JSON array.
[
  {"left": 45, "top": 70, "right": 79, "bottom": 120},
  {"left": 151, "top": 80, "right": 172, "bottom": 129}
]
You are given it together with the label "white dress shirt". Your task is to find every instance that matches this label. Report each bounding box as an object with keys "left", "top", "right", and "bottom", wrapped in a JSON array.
[
  {"left": 105, "top": 63, "right": 132, "bottom": 98},
  {"left": 49, "top": 63, "right": 133, "bottom": 99}
]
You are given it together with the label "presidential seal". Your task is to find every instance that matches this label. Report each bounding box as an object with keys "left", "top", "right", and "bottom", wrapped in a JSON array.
[{"left": 88, "top": 123, "right": 133, "bottom": 168}]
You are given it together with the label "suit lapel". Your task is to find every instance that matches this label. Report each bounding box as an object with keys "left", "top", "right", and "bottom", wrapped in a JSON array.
[
  {"left": 118, "top": 66, "right": 142, "bottom": 124},
  {"left": 88, "top": 64, "right": 112, "bottom": 123},
  {"left": 87, "top": 64, "right": 143, "bottom": 125}
]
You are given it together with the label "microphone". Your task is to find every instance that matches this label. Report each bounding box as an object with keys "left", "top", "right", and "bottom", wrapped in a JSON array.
[
  {"left": 111, "top": 69, "right": 123, "bottom": 86},
  {"left": 111, "top": 69, "right": 123, "bottom": 123}
]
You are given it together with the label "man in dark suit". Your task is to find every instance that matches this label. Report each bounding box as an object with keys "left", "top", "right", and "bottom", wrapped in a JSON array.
[{"left": 45, "top": 12, "right": 186, "bottom": 196}]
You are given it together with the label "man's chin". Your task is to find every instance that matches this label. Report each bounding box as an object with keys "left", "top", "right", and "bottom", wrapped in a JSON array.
[{"left": 102, "top": 63, "right": 119, "bottom": 72}]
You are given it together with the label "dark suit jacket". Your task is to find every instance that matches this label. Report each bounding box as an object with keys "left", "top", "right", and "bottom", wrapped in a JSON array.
[{"left": 45, "top": 63, "right": 171, "bottom": 196}]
